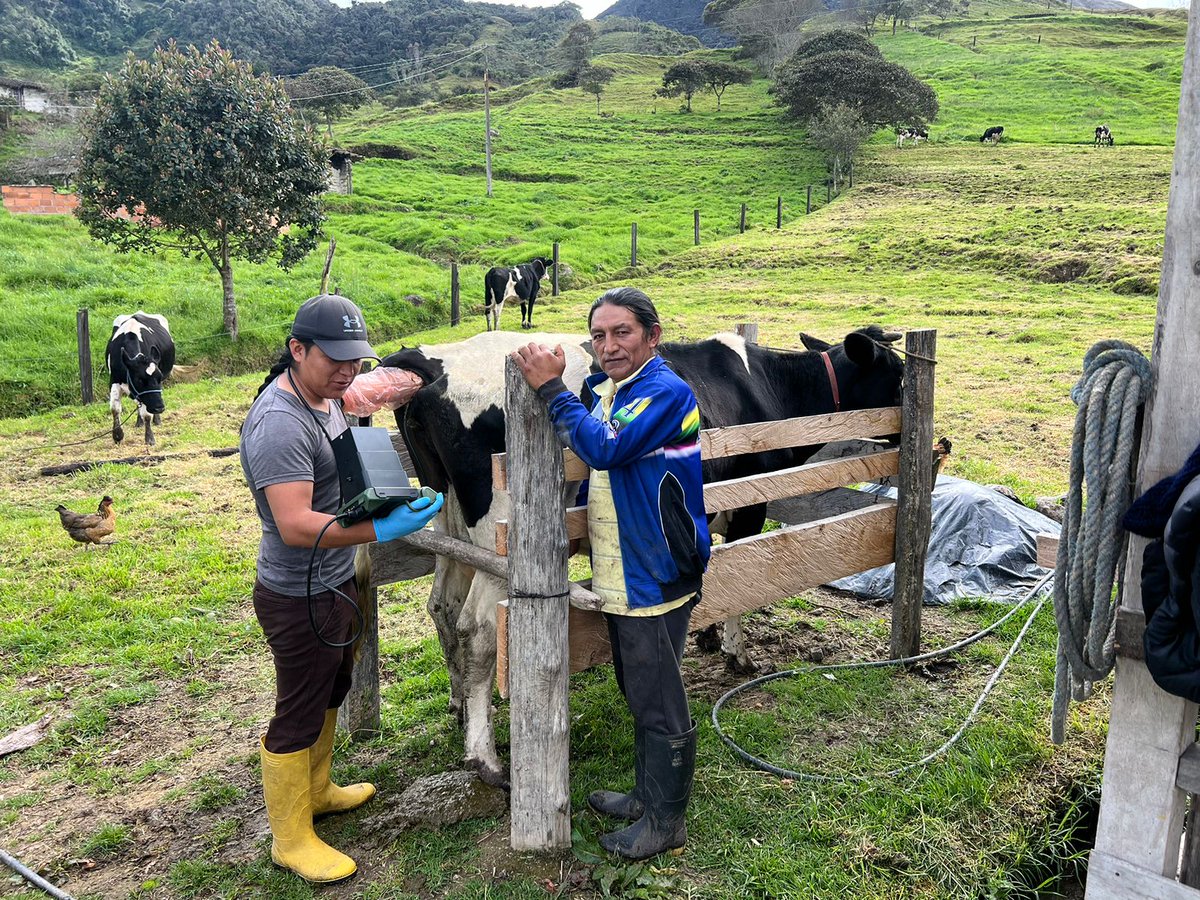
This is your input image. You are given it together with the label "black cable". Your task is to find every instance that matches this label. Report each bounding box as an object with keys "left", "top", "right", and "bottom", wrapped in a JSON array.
[{"left": 305, "top": 514, "right": 366, "bottom": 649}]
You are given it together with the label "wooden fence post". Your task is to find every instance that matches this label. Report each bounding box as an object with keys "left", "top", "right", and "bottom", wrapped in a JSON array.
[
  {"left": 505, "top": 357, "right": 571, "bottom": 851},
  {"left": 776, "top": 196, "right": 782, "bottom": 229},
  {"left": 451, "top": 262, "right": 460, "bottom": 327},
  {"left": 849, "top": 161, "right": 854, "bottom": 189},
  {"left": 77, "top": 308, "right": 93, "bottom": 405},
  {"left": 739, "top": 202, "right": 747, "bottom": 233},
  {"left": 694, "top": 209, "right": 700, "bottom": 245},
  {"left": 806, "top": 185, "right": 813, "bottom": 214},
  {"left": 552, "top": 242, "right": 560, "bottom": 296},
  {"left": 889, "top": 328, "right": 937, "bottom": 660},
  {"left": 1086, "top": 3, "right": 1200, "bottom": 886},
  {"left": 735, "top": 322, "right": 758, "bottom": 345},
  {"left": 631, "top": 222, "right": 637, "bottom": 268}
]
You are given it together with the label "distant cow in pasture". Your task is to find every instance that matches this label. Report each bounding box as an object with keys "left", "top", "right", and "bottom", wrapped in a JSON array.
[
  {"left": 980, "top": 126, "right": 1005, "bottom": 143},
  {"left": 1094, "top": 125, "right": 1113, "bottom": 146},
  {"left": 483, "top": 257, "right": 554, "bottom": 331},
  {"left": 106, "top": 312, "right": 175, "bottom": 446},
  {"left": 896, "top": 126, "right": 929, "bottom": 148}
]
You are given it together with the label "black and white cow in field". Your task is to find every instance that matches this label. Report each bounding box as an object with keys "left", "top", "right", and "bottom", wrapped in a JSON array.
[
  {"left": 980, "top": 125, "right": 1004, "bottom": 143},
  {"left": 106, "top": 312, "right": 175, "bottom": 446},
  {"left": 379, "top": 325, "right": 904, "bottom": 786},
  {"left": 896, "top": 126, "right": 928, "bottom": 148},
  {"left": 1094, "top": 124, "right": 1113, "bottom": 147},
  {"left": 483, "top": 257, "right": 554, "bottom": 331}
]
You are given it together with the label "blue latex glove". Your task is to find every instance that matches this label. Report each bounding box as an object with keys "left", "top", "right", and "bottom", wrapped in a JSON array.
[{"left": 373, "top": 492, "right": 444, "bottom": 542}]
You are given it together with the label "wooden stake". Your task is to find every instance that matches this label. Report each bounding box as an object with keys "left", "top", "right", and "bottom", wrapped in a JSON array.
[
  {"left": 739, "top": 202, "right": 747, "bottom": 233},
  {"left": 806, "top": 184, "right": 812, "bottom": 214},
  {"left": 451, "top": 262, "right": 460, "bottom": 327},
  {"left": 889, "top": 328, "right": 936, "bottom": 660},
  {"left": 319, "top": 238, "right": 336, "bottom": 295},
  {"left": 631, "top": 222, "right": 637, "bottom": 267},
  {"left": 505, "top": 357, "right": 571, "bottom": 851},
  {"left": 77, "top": 308, "right": 92, "bottom": 405},
  {"left": 552, "top": 242, "right": 560, "bottom": 296},
  {"left": 694, "top": 209, "right": 700, "bottom": 245},
  {"left": 484, "top": 70, "right": 493, "bottom": 198}
]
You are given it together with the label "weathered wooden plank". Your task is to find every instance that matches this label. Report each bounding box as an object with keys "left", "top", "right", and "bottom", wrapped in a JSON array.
[
  {"left": 700, "top": 407, "right": 902, "bottom": 460},
  {"left": 496, "top": 599, "right": 611, "bottom": 699},
  {"left": 1037, "top": 533, "right": 1060, "bottom": 569},
  {"left": 497, "top": 508, "right": 588, "bottom": 556},
  {"left": 522, "top": 505, "right": 897, "bottom": 680},
  {"left": 490, "top": 408, "right": 903, "bottom": 488},
  {"left": 696, "top": 504, "right": 896, "bottom": 629},
  {"left": 396, "top": 528, "right": 601, "bottom": 610},
  {"left": 338, "top": 581, "right": 381, "bottom": 740},
  {"left": 703, "top": 450, "right": 899, "bottom": 513},
  {"left": 1116, "top": 607, "right": 1146, "bottom": 662},
  {"left": 1176, "top": 744, "right": 1200, "bottom": 795},
  {"left": 496, "top": 453, "right": 898, "bottom": 555},
  {"left": 1088, "top": 5, "right": 1200, "bottom": 881},
  {"left": 504, "top": 356, "right": 571, "bottom": 851},
  {"left": 1085, "top": 851, "right": 1200, "bottom": 900},
  {"left": 890, "top": 329, "right": 937, "bottom": 660},
  {"left": 368, "top": 542, "right": 436, "bottom": 586}
]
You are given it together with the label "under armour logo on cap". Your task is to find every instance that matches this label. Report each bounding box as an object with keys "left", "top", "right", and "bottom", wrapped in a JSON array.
[{"left": 291, "top": 293, "right": 379, "bottom": 361}]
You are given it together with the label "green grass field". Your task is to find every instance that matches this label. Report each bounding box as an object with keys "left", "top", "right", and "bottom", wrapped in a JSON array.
[{"left": 0, "top": 8, "right": 1183, "bottom": 898}]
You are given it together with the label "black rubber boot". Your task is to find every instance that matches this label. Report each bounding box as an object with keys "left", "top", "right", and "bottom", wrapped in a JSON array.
[
  {"left": 588, "top": 728, "right": 645, "bottom": 821},
  {"left": 599, "top": 720, "right": 696, "bottom": 861}
]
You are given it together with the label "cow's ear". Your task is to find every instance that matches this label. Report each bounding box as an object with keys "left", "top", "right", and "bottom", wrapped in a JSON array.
[
  {"left": 121, "top": 347, "right": 133, "bottom": 364},
  {"left": 150, "top": 345, "right": 161, "bottom": 363},
  {"left": 799, "top": 332, "right": 831, "bottom": 352},
  {"left": 843, "top": 331, "right": 879, "bottom": 368}
]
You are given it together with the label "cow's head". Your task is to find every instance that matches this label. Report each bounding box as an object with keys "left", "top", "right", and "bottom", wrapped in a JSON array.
[
  {"left": 530, "top": 257, "right": 554, "bottom": 280},
  {"left": 831, "top": 326, "right": 904, "bottom": 413},
  {"left": 122, "top": 345, "right": 167, "bottom": 414}
]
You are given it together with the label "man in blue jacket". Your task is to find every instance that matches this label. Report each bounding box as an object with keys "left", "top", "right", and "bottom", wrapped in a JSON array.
[{"left": 511, "top": 287, "right": 711, "bottom": 860}]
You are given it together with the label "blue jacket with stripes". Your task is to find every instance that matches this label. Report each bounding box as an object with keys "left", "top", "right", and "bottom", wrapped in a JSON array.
[{"left": 537, "top": 355, "right": 711, "bottom": 610}]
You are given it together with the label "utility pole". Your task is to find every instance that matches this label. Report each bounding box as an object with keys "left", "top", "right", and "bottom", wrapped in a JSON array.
[{"left": 484, "top": 69, "right": 494, "bottom": 198}]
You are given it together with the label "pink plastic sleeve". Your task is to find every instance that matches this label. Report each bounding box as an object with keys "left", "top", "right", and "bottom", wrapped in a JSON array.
[{"left": 342, "top": 367, "right": 424, "bottom": 416}]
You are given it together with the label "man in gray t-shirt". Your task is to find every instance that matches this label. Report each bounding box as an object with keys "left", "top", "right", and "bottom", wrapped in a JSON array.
[{"left": 240, "top": 378, "right": 354, "bottom": 595}]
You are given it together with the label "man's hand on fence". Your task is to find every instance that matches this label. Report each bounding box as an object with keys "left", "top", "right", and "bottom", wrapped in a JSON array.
[{"left": 511, "top": 343, "right": 566, "bottom": 390}]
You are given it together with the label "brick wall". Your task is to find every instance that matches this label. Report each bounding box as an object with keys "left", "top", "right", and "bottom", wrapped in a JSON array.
[{"left": 2, "top": 185, "right": 80, "bottom": 215}]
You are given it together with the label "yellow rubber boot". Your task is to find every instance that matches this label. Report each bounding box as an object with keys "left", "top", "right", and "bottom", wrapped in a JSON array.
[
  {"left": 310, "top": 709, "right": 376, "bottom": 817},
  {"left": 260, "top": 737, "right": 357, "bottom": 883}
]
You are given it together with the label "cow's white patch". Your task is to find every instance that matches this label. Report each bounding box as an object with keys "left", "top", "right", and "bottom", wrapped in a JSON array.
[
  {"left": 112, "top": 311, "right": 169, "bottom": 339},
  {"left": 712, "top": 333, "right": 751, "bottom": 373},
  {"left": 501, "top": 275, "right": 520, "bottom": 304},
  {"left": 422, "top": 331, "right": 593, "bottom": 431},
  {"left": 145, "top": 361, "right": 157, "bottom": 376}
]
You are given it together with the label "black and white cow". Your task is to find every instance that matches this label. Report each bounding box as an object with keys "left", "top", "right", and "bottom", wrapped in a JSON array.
[
  {"left": 106, "top": 312, "right": 175, "bottom": 446},
  {"left": 483, "top": 257, "right": 554, "bottom": 331},
  {"left": 896, "top": 126, "right": 929, "bottom": 148},
  {"left": 380, "top": 325, "right": 904, "bottom": 785},
  {"left": 980, "top": 125, "right": 1004, "bottom": 144},
  {"left": 1094, "top": 124, "right": 1113, "bottom": 147}
]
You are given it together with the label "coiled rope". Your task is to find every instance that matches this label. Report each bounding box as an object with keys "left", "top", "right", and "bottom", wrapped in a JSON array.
[{"left": 1050, "top": 340, "right": 1152, "bottom": 744}]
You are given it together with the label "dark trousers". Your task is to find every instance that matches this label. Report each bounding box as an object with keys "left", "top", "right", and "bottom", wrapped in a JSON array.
[
  {"left": 253, "top": 577, "right": 357, "bottom": 754},
  {"left": 605, "top": 595, "right": 699, "bottom": 736}
]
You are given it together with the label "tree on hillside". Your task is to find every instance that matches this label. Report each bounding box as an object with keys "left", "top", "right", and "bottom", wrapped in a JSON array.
[
  {"left": 578, "top": 64, "right": 614, "bottom": 114},
  {"left": 557, "top": 20, "right": 596, "bottom": 74},
  {"left": 285, "top": 66, "right": 373, "bottom": 136},
  {"left": 702, "top": 0, "right": 823, "bottom": 70},
  {"left": 700, "top": 60, "right": 752, "bottom": 110},
  {"left": 788, "top": 28, "right": 881, "bottom": 63},
  {"left": 657, "top": 60, "right": 706, "bottom": 112},
  {"left": 773, "top": 49, "right": 938, "bottom": 127},
  {"left": 76, "top": 40, "right": 328, "bottom": 340},
  {"left": 804, "top": 101, "right": 873, "bottom": 186}
]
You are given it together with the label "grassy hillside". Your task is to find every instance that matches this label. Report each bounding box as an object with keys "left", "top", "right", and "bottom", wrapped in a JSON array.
[
  {"left": 0, "top": 52, "right": 829, "bottom": 416},
  {"left": 878, "top": 11, "right": 1185, "bottom": 143}
]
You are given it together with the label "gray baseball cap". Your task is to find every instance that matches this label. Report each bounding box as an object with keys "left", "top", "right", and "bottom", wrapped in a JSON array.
[{"left": 291, "top": 294, "right": 379, "bottom": 361}]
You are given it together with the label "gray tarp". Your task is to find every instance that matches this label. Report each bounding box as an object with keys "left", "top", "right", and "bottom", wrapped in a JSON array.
[{"left": 829, "top": 475, "right": 1061, "bottom": 605}]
